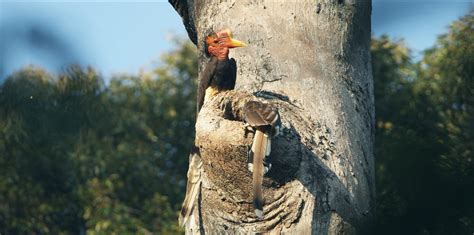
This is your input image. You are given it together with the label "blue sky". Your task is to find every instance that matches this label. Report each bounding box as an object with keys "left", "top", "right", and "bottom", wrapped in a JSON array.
[{"left": 0, "top": 1, "right": 471, "bottom": 80}]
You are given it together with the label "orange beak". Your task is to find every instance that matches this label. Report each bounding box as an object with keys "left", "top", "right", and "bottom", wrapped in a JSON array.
[{"left": 227, "top": 38, "right": 247, "bottom": 48}]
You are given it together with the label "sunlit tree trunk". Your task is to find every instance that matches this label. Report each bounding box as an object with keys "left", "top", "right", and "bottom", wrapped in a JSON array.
[{"left": 170, "top": 0, "right": 375, "bottom": 234}]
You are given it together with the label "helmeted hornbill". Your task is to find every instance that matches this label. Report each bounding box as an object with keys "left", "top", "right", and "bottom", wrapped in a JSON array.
[
  {"left": 179, "top": 29, "right": 245, "bottom": 227},
  {"left": 244, "top": 101, "right": 281, "bottom": 219},
  {"left": 197, "top": 29, "right": 246, "bottom": 112}
]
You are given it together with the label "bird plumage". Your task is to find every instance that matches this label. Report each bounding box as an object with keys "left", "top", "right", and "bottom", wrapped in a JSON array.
[
  {"left": 197, "top": 56, "right": 237, "bottom": 112},
  {"left": 179, "top": 150, "right": 202, "bottom": 227},
  {"left": 244, "top": 101, "right": 281, "bottom": 219},
  {"left": 180, "top": 29, "right": 245, "bottom": 228},
  {"left": 250, "top": 129, "right": 266, "bottom": 218}
]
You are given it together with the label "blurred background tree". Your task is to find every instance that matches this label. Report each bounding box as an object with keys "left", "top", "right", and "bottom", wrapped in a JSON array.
[
  {"left": 373, "top": 11, "right": 473, "bottom": 234},
  {"left": 0, "top": 10, "right": 472, "bottom": 235},
  {"left": 0, "top": 39, "right": 196, "bottom": 234}
]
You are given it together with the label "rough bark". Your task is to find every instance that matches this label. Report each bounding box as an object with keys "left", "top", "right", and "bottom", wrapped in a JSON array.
[{"left": 170, "top": 0, "right": 375, "bottom": 234}]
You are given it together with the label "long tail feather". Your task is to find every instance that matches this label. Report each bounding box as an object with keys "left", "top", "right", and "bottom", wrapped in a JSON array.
[
  {"left": 179, "top": 152, "right": 202, "bottom": 227},
  {"left": 252, "top": 130, "right": 267, "bottom": 219}
]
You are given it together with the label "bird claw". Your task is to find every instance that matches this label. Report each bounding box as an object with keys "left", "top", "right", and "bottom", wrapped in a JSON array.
[
  {"left": 247, "top": 162, "right": 271, "bottom": 175},
  {"left": 244, "top": 124, "right": 255, "bottom": 138},
  {"left": 247, "top": 146, "right": 254, "bottom": 172},
  {"left": 263, "top": 162, "right": 272, "bottom": 174},
  {"left": 273, "top": 123, "right": 282, "bottom": 137},
  {"left": 247, "top": 148, "right": 272, "bottom": 175}
]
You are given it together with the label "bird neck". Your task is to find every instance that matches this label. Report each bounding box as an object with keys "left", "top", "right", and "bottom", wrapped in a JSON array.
[{"left": 208, "top": 46, "right": 229, "bottom": 60}]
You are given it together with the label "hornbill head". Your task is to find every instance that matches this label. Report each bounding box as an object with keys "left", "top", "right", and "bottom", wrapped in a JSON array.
[{"left": 205, "top": 29, "right": 246, "bottom": 59}]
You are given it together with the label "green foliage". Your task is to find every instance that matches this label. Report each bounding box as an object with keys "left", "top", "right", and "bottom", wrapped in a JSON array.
[
  {"left": 0, "top": 39, "right": 197, "bottom": 234},
  {"left": 373, "top": 10, "right": 474, "bottom": 234},
  {"left": 0, "top": 10, "right": 473, "bottom": 235}
]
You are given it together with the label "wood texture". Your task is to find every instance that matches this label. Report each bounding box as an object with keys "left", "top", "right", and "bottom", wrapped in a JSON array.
[{"left": 170, "top": 0, "right": 374, "bottom": 234}]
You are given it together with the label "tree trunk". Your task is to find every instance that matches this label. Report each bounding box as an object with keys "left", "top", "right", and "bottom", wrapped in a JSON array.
[{"left": 170, "top": 0, "right": 375, "bottom": 234}]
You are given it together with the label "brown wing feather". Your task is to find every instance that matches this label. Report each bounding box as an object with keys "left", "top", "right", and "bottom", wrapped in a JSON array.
[
  {"left": 197, "top": 57, "right": 218, "bottom": 113},
  {"left": 244, "top": 100, "right": 281, "bottom": 218},
  {"left": 243, "top": 101, "right": 279, "bottom": 127}
]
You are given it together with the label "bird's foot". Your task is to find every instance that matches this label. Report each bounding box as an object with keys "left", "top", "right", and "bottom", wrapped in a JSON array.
[
  {"left": 244, "top": 123, "right": 255, "bottom": 138},
  {"left": 247, "top": 148, "right": 272, "bottom": 174},
  {"left": 273, "top": 123, "right": 282, "bottom": 137},
  {"left": 264, "top": 161, "right": 272, "bottom": 174},
  {"left": 247, "top": 146, "right": 254, "bottom": 172}
]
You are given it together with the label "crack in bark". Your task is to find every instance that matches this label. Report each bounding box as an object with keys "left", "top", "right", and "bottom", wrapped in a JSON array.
[{"left": 171, "top": 1, "right": 374, "bottom": 233}]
